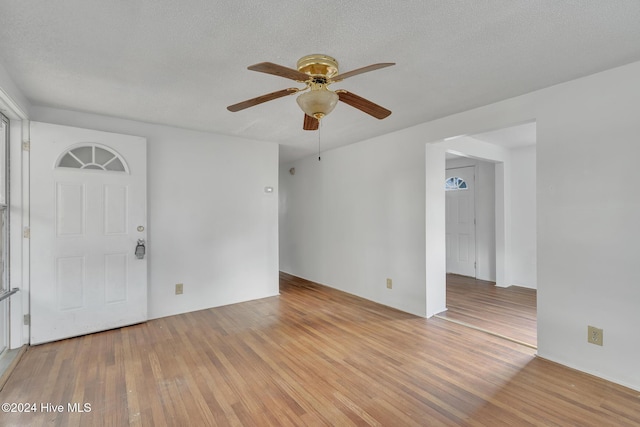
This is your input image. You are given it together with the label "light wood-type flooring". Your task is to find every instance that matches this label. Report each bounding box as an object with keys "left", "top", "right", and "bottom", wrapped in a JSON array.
[
  {"left": 437, "top": 274, "right": 537, "bottom": 348},
  {"left": 1, "top": 273, "right": 638, "bottom": 426}
]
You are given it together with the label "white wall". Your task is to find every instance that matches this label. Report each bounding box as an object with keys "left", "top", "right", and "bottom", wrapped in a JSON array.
[
  {"left": 280, "top": 136, "right": 427, "bottom": 316},
  {"left": 427, "top": 63, "right": 640, "bottom": 390},
  {"left": 535, "top": 64, "right": 640, "bottom": 390},
  {"left": 476, "top": 160, "right": 497, "bottom": 282},
  {"left": 281, "top": 60, "right": 640, "bottom": 390},
  {"left": 32, "top": 106, "right": 280, "bottom": 320},
  {"left": 424, "top": 143, "right": 446, "bottom": 316},
  {"left": 509, "top": 145, "right": 536, "bottom": 288}
]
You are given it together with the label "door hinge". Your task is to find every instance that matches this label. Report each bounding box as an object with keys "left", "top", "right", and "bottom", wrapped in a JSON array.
[
  {"left": 22, "top": 140, "right": 30, "bottom": 151},
  {"left": 23, "top": 226, "right": 30, "bottom": 238},
  {"left": 24, "top": 314, "right": 30, "bottom": 325}
]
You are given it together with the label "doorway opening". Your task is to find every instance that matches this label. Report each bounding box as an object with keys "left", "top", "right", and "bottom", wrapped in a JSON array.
[{"left": 427, "top": 122, "right": 537, "bottom": 348}]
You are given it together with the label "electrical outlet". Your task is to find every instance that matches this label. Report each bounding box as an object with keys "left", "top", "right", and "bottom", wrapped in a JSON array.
[
  {"left": 175, "top": 283, "right": 184, "bottom": 295},
  {"left": 386, "top": 278, "right": 392, "bottom": 289},
  {"left": 588, "top": 325, "right": 603, "bottom": 346}
]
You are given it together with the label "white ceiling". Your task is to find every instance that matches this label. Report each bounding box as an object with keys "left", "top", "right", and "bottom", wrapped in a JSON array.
[{"left": 1, "top": 1, "right": 640, "bottom": 163}]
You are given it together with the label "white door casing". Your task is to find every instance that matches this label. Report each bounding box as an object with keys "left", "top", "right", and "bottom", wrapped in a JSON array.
[
  {"left": 446, "top": 166, "right": 476, "bottom": 277},
  {"left": 30, "top": 122, "right": 147, "bottom": 345}
]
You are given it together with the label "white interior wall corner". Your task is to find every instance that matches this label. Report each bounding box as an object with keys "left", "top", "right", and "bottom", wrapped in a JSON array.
[
  {"left": 425, "top": 143, "right": 446, "bottom": 317},
  {"left": 280, "top": 134, "right": 428, "bottom": 317}
]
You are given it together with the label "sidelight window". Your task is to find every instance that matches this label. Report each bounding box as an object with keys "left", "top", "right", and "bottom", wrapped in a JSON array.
[{"left": 0, "top": 113, "right": 9, "bottom": 356}]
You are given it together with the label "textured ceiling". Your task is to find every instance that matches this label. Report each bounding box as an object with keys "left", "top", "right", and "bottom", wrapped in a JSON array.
[{"left": 1, "top": 1, "right": 640, "bottom": 162}]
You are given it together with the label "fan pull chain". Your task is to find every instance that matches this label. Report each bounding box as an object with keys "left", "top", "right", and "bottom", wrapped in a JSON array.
[{"left": 318, "top": 120, "right": 322, "bottom": 161}]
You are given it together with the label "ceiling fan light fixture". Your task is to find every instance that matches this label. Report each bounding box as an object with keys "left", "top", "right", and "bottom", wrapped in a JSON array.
[
  {"left": 296, "top": 54, "right": 339, "bottom": 78},
  {"left": 227, "top": 56, "right": 395, "bottom": 127},
  {"left": 296, "top": 89, "right": 339, "bottom": 120}
]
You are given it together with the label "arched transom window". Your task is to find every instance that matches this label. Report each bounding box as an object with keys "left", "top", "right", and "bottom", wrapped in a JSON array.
[
  {"left": 57, "top": 144, "right": 128, "bottom": 173},
  {"left": 445, "top": 176, "right": 468, "bottom": 191}
]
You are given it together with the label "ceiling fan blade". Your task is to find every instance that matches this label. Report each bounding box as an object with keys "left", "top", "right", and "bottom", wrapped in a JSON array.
[
  {"left": 247, "top": 62, "right": 310, "bottom": 81},
  {"left": 337, "top": 91, "right": 391, "bottom": 119},
  {"left": 330, "top": 63, "right": 395, "bottom": 82},
  {"left": 227, "top": 88, "right": 298, "bottom": 112},
  {"left": 303, "top": 114, "right": 319, "bottom": 131}
]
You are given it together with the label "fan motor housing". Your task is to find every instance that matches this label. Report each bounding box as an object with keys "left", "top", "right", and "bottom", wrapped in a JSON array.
[{"left": 297, "top": 54, "right": 339, "bottom": 77}]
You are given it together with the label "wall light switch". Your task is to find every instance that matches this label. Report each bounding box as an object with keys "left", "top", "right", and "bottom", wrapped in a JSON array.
[{"left": 175, "top": 283, "right": 184, "bottom": 295}]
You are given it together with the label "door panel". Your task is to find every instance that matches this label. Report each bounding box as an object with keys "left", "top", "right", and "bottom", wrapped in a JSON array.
[
  {"left": 30, "top": 121, "right": 147, "bottom": 345},
  {"left": 56, "top": 182, "right": 85, "bottom": 236},
  {"left": 105, "top": 253, "right": 128, "bottom": 303},
  {"left": 56, "top": 256, "right": 85, "bottom": 310},
  {"left": 104, "top": 185, "right": 128, "bottom": 234}
]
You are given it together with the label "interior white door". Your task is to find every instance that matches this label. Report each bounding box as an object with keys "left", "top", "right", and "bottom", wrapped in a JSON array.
[
  {"left": 446, "top": 166, "right": 476, "bottom": 277},
  {"left": 30, "top": 122, "right": 147, "bottom": 345}
]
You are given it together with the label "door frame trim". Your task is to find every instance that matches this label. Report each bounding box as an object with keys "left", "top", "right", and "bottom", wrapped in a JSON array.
[{"left": 0, "top": 87, "right": 29, "bottom": 350}]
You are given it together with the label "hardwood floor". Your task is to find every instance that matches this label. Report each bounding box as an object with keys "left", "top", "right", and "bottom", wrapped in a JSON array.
[
  {"left": 437, "top": 274, "right": 537, "bottom": 347},
  {"left": 1, "top": 273, "right": 638, "bottom": 426}
]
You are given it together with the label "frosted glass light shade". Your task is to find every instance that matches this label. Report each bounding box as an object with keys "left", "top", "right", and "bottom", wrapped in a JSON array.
[{"left": 296, "top": 89, "right": 339, "bottom": 119}]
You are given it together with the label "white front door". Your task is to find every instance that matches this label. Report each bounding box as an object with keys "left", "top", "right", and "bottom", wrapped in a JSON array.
[
  {"left": 30, "top": 122, "right": 147, "bottom": 345},
  {"left": 446, "top": 166, "right": 476, "bottom": 277}
]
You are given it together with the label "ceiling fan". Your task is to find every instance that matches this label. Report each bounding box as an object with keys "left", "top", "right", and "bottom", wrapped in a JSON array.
[{"left": 227, "top": 54, "right": 395, "bottom": 130}]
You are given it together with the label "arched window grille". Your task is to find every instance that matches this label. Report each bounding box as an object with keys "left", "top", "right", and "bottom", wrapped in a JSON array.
[
  {"left": 445, "top": 176, "right": 468, "bottom": 191},
  {"left": 57, "top": 144, "right": 128, "bottom": 173}
]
